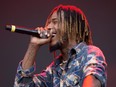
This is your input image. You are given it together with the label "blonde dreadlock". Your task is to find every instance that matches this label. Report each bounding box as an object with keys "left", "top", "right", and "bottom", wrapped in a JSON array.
[{"left": 46, "top": 4, "right": 93, "bottom": 45}]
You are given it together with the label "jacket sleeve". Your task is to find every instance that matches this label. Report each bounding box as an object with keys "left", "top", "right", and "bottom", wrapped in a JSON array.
[
  {"left": 82, "top": 46, "right": 107, "bottom": 87},
  {"left": 14, "top": 61, "right": 54, "bottom": 87}
]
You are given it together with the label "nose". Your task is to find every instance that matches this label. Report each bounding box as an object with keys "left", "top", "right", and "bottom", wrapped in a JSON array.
[
  {"left": 46, "top": 23, "right": 53, "bottom": 33},
  {"left": 46, "top": 23, "right": 56, "bottom": 35},
  {"left": 46, "top": 22, "right": 54, "bottom": 30}
]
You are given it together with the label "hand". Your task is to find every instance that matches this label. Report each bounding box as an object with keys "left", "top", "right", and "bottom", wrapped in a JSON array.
[{"left": 30, "top": 27, "right": 52, "bottom": 46}]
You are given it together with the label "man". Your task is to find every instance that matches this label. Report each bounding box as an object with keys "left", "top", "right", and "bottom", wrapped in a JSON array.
[{"left": 14, "top": 4, "right": 107, "bottom": 87}]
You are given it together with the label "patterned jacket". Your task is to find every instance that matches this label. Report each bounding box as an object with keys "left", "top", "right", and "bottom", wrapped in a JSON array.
[{"left": 14, "top": 42, "right": 107, "bottom": 87}]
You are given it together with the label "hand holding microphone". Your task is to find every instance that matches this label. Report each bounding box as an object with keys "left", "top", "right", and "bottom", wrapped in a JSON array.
[
  {"left": 30, "top": 27, "right": 52, "bottom": 46},
  {"left": 5, "top": 25, "right": 52, "bottom": 45},
  {"left": 5, "top": 25, "right": 51, "bottom": 38}
]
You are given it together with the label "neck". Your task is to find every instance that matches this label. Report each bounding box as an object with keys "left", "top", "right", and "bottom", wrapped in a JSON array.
[{"left": 60, "top": 40, "right": 77, "bottom": 61}]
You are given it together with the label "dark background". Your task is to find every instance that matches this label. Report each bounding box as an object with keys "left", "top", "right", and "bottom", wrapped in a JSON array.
[{"left": 0, "top": 0, "right": 115, "bottom": 87}]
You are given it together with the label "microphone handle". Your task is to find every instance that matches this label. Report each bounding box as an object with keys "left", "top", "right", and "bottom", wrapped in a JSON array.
[{"left": 5, "top": 25, "right": 47, "bottom": 38}]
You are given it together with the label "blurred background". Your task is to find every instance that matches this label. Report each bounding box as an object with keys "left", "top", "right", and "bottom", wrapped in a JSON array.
[{"left": 0, "top": 0, "right": 115, "bottom": 87}]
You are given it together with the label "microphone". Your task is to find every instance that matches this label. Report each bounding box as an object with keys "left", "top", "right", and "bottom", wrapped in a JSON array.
[{"left": 5, "top": 25, "right": 48, "bottom": 38}]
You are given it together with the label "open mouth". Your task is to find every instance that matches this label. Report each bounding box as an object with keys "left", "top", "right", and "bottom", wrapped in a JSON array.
[
  {"left": 52, "top": 33, "right": 57, "bottom": 37},
  {"left": 52, "top": 34, "right": 56, "bottom": 37}
]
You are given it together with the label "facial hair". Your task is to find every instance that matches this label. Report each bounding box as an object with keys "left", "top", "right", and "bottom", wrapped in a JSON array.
[{"left": 49, "top": 41, "right": 61, "bottom": 52}]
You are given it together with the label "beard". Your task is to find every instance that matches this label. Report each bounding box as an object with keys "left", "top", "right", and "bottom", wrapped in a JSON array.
[{"left": 49, "top": 41, "right": 62, "bottom": 52}]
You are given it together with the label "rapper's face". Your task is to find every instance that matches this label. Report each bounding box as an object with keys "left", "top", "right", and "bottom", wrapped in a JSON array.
[{"left": 46, "top": 11, "right": 61, "bottom": 51}]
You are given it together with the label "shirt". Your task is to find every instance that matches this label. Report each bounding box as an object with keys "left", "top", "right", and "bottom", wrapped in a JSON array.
[{"left": 14, "top": 42, "right": 107, "bottom": 87}]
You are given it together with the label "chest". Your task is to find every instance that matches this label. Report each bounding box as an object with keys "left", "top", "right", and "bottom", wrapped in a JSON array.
[{"left": 53, "top": 56, "right": 85, "bottom": 87}]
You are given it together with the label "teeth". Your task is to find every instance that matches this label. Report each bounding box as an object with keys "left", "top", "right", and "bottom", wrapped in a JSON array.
[{"left": 52, "top": 34, "right": 56, "bottom": 37}]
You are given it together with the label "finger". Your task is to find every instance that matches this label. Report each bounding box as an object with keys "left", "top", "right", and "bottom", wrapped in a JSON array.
[
  {"left": 44, "top": 30, "right": 47, "bottom": 35},
  {"left": 40, "top": 27, "right": 44, "bottom": 31},
  {"left": 47, "top": 33, "right": 52, "bottom": 40},
  {"left": 44, "top": 27, "right": 48, "bottom": 30},
  {"left": 35, "top": 27, "right": 41, "bottom": 34},
  {"left": 47, "top": 33, "right": 50, "bottom": 37},
  {"left": 40, "top": 33, "right": 43, "bottom": 37}
]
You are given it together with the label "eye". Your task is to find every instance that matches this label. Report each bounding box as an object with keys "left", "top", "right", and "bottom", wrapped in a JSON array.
[
  {"left": 53, "top": 20, "right": 57, "bottom": 24},
  {"left": 52, "top": 18, "right": 58, "bottom": 24},
  {"left": 47, "top": 21, "right": 51, "bottom": 25},
  {"left": 53, "top": 20, "right": 58, "bottom": 24}
]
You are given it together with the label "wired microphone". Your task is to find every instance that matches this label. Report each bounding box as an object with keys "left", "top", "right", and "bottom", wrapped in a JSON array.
[{"left": 5, "top": 25, "right": 48, "bottom": 38}]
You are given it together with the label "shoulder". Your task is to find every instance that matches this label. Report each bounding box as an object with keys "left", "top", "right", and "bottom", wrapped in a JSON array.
[
  {"left": 86, "top": 45, "right": 103, "bottom": 53},
  {"left": 85, "top": 45, "right": 105, "bottom": 58},
  {"left": 73, "top": 43, "right": 106, "bottom": 62},
  {"left": 82, "top": 45, "right": 106, "bottom": 64},
  {"left": 73, "top": 42, "right": 105, "bottom": 58}
]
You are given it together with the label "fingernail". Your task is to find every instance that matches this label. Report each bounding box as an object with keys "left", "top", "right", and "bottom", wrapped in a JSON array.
[
  {"left": 40, "top": 33, "right": 42, "bottom": 37},
  {"left": 47, "top": 34, "right": 50, "bottom": 37},
  {"left": 38, "top": 30, "right": 40, "bottom": 34},
  {"left": 45, "top": 31, "right": 47, "bottom": 35}
]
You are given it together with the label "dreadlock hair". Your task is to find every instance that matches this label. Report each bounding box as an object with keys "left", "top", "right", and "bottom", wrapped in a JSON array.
[{"left": 46, "top": 4, "right": 93, "bottom": 45}]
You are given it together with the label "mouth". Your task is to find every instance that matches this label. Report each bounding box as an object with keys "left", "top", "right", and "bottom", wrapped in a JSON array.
[{"left": 52, "top": 33, "right": 57, "bottom": 37}]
